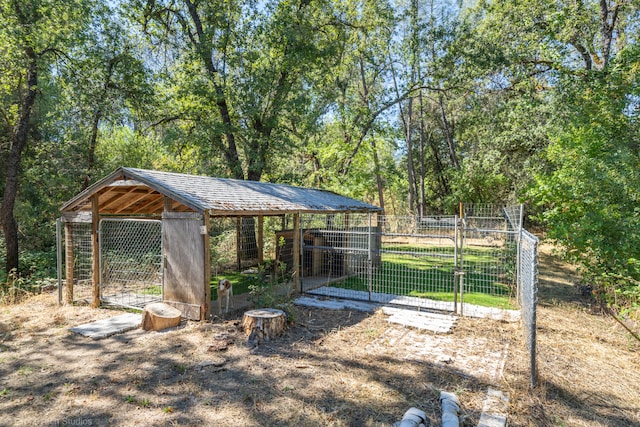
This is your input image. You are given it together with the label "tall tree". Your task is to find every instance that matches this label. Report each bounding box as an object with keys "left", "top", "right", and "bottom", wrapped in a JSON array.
[
  {"left": 0, "top": 0, "right": 91, "bottom": 273},
  {"left": 61, "top": 3, "right": 154, "bottom": 189},
  {"left": 130, "top": 0, "right": 334, "bottom": 181},
  {"left": 470, "top": 0, "right": 640, "bottom": 307}
]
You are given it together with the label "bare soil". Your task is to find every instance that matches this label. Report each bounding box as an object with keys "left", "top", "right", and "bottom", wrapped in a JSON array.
[{"left": 0, "top": 245, "right": 638, "bottom": 426}]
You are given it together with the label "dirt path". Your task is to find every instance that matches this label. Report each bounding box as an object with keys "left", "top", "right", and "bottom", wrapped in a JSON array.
[{"left": 0, "top": 244, "right": 638, "bottom": 426}]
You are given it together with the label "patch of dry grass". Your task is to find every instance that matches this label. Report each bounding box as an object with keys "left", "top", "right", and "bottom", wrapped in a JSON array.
[
  {"left": 1, "top": 244, "right": 638, "bottom": 426},
  {"left": 502, "top": 244, "right": 640, "bottom": 426}
]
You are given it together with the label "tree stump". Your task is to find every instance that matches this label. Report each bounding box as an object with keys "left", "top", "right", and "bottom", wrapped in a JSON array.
[
  {"left": 141, "top": 302, "right": 182, "bottom": 331},
  {"left": 241, "top": 308, "right": 286, "bottom": 344}
]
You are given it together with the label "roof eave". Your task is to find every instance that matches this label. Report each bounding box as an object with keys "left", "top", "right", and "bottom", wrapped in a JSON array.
[
  {"left": 60, "top": 168, "right": 126, "bottom": 212},
  {"left": 122, "top": 168, "right": 206, "bottom": 213},
  {"left": 60, "top": 167, "right": 206, "bottom": 214},
  {"left": 207, "top": 207, "right": 381, "bottom": 216}
]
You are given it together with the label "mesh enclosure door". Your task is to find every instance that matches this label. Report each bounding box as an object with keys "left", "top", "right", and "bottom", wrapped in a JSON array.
[
  {"left": 460, "top": 204, "right": 520, "bottom": 308},
  {"left": 62, "top": 221, "right": 94, "bottom": 303},
  {"left": 99, "top": 219, "right": 163, "bottom": 309}
]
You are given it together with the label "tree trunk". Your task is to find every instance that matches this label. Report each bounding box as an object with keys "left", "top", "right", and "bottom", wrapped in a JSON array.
[
  {"left": 1, "top": 47, "right": 37, "bottom": 274},
  {"left": 184, "top": 0, "right": 244, "bottom": 180},
  {"left": 141, "top": 302, "right": 182, "bottom": 331},
  {"left": 242, "top": 308, "right": 287, "bottom": 344},
  {"left": 370, "top": 137, "right": 385, "bottom": 212},
  {"left": 438, "top": 94, "right": 459, "bottom": 169},
  {"left": 83, "top": 110, "right": 101, "bottom": 191}
]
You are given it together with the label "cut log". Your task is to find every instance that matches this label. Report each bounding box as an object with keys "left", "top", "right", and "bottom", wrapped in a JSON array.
[
  {"left": 141, "top": 302, "right": 182, "bottom": 331},
  {"left": 241, "top": 308, "right": 286, "bottom": 344}
]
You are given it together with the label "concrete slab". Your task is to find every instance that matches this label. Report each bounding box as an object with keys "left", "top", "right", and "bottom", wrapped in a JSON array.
[
  {"left": 307, "top": 287, "right": 521, "bottom": 322},
  {"left": 382, "top": 307, "right": 457, "bottom": 333},
  {"left": 367, "top": 329, "right": 510, "bottom": 385},
  {"left": 478, "top": 387, "right": 509, "bottom": 427},
  {"left": 294, "top": 296, "right": 379, "bottom": 312},
  {"left": 70, "top": 313, "right": 142, "bottom": 340},
  {"left": 295, "top": 296, "right": 457, "bottom": 333}
]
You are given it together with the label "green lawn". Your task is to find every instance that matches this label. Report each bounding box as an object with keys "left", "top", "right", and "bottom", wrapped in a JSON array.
[
  {"left": 210, "top": 271, "right": 254, "bottom": 300},
  {"left": 335, "top": 244, "right": 517, "bottom": 309},
  {"left": 208, "top": 244, "right": 517, "bottom": 310}
]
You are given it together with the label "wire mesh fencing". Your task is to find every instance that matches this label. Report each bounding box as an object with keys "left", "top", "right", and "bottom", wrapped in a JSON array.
[
  {"left": 209, "top": 215, "right": 296, "bottom": 303},
  {"left": 459, "top": 204, "right": 521, "bottom": 308},
  {"left": 99, "top": 219, "right": 163, "bottom": 309},
  {"left": 300, "top": 213, "right": 459, "bottom": 311},
  {"left": 210, "top": 216, "right": 294, "bottom": 272},
  {"left": 298, "top": 206, "right": 539, "bottom": 387},
  {"left": 58, "top": 221, "right": 94, "bottom": 304},
  {"left": 519, "top": 230, "right": 539, "bottom": 388}
]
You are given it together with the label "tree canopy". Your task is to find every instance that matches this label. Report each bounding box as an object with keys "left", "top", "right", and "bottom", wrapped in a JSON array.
[{"left": 0, "top": 0, "right": 638, "bottom": 312}]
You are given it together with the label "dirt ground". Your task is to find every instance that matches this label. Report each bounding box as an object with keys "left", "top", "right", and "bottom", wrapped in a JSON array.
[{"left": 0, "top": 245, "right": 639, "bottom": 426}]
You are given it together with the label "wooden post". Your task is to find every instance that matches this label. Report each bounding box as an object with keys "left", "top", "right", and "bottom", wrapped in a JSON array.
[
  {"left": 312, "top": 236, "right": 323, "bottom": 276},
  {"left": 293, "top": 213, "right": 300, "bottom": 292},
  {"left": 203, "top": 211, "right": 211, "bottom": 320},
  {"left": 164, "top": 196, "right": 174, "bottom": 212},
  {"left": 257, "top": 215, "right": 264, "bottom": 265},
  {"left": 91, "top": 195, "right": 100, "bottom": 308},
  {"left": 64, "top": 222, "right": 74, "bottom": 304},
  {"left": 236, "top": 217, "right": 242, "bottom": 271}
]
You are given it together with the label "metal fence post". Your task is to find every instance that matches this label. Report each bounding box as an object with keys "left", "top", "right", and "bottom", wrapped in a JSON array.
[{"left": 368, "top": 213, "right": 373, "bottom": 301}]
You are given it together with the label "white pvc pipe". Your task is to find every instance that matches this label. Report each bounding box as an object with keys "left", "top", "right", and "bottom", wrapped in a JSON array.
[
  {"left": 393, "top": 407, "right": 428, "bottom": 427},
  {"left": 440, "top": 391, "right": 460, "bottom": 427}
]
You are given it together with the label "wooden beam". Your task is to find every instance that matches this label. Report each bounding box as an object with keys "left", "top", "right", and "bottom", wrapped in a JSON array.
[
  {"left": 91, "top": 194, "right": 100, "bottom": 308},
  {"left": 293, "top": 213, "right": 300, "bottom": 292},
  {"left": 203, "top": 211, "right": 211, "bottom": 320},
  {"left": 130, "top": 196, "right": 164, "bottom": 214},
  {"left": 257, "top": 215, "right": 264, "bottom": 264},
  {"left": 110, "top": 190, "right": 156, "bottom": 214},
  {"left": 64, "top": 222, "right": 74, "bottom": 304}
]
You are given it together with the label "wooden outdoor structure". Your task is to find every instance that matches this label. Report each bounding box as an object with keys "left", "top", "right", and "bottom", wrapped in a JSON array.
[{"left": 60, "top": 167, "right": 380, "bottom": 321}]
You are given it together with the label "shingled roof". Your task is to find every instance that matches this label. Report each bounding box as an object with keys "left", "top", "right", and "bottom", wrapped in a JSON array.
[{"left": 61, "top": 167, "right": 381, "bottom": 216}]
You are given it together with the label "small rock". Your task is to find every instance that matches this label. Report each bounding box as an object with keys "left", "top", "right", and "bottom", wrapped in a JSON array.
[{"left": 195, "top": 357, "right": 226, "bottom": 371}]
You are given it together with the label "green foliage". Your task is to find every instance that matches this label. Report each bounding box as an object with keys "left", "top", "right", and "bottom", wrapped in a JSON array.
[
  {"left": 0, "top": 268, "right": 54, "bottom": 305},
  {"left": 529, "top": 56, "right": 640, "bottom": 312},
  {"left": 0, "top": 0, "right": 639, "bottom": 317}
]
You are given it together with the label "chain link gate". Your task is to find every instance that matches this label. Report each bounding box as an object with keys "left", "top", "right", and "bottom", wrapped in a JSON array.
[
  {"left": 459, "top": 204, "right": 521, "bottom": 315},
  {"left": 99, "top": 219, "right": 163, "bottom": 309}
]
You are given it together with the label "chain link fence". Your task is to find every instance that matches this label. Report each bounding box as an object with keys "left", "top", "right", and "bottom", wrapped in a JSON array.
[{"left": 99, "top": 219, "right": 163, "bottom": 309}]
